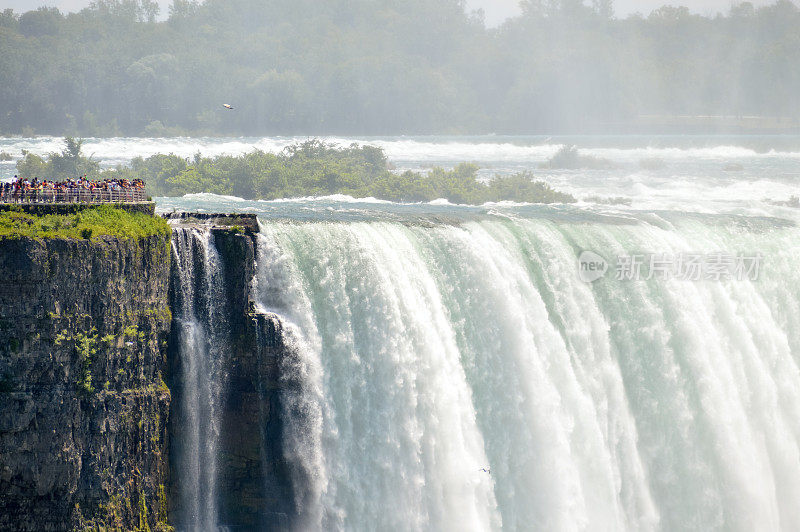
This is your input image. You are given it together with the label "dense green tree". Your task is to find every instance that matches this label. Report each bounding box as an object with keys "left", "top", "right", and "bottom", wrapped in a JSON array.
[{"left": 16, "top": 137, "right": 101, "bottom": 180}]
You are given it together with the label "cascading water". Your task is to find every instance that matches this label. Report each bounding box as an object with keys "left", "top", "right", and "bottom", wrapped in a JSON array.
[
  {"left": 171, "top": 226, "right": 230, "bottom": 531},
  {"left": 252, "top": 212, "right": 800, "bottom": 531}
]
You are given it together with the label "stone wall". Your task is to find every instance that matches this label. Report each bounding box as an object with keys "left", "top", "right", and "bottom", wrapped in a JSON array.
[{"left": 0, "top": 234, "right": 172, "bottom": 531}]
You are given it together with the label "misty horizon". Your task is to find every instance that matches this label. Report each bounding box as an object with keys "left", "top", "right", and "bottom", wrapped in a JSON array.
[
  {"left": 0, "top": 0, "right": 798, "bottom": 137},
  {"left": 0, "top": 0, "right": 793, "bottom": 25}
]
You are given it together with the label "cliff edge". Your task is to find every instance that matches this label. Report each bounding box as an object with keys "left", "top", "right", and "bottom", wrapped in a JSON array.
[
  {"left": 166, "top": 214, "right": 294, "bottom": 530},
  {"left": 0, "top": 232, "right": 172, "bottom": 531}
]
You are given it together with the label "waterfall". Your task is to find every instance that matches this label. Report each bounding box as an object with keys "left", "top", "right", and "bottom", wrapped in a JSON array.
[
  {"left": 252, "top": 214, "right": 800, "bottom": 531},
  {"left": 171, "top": 226, "right": 230, "bottom": 531}
]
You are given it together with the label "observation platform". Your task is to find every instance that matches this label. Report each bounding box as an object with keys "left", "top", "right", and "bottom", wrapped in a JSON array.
[{"left": 0, "top": 188, "right": 155, "bottom": 215}]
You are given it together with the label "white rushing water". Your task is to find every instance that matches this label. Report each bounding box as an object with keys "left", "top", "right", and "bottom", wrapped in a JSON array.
[
  {"left": 4, "top": 134, "right": 800, "bottom": 214},
  {"left": 2, "top": 135, "right": 799, "bottom": 166},
  {"left": 250, "top": 212, "right": 800, "bottom": 531},
  {"left": 171, "top": 226, "right": 229, "bottom": 531}
]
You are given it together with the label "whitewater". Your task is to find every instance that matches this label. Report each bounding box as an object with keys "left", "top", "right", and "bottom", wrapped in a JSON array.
[
  {"left": 16, "top": 134, "right": 798, "bottom": 530},
  {"left": 4, "top": 134, "right": 800, "bottom": 214},
  {"left": 229, "top": 205, "right": 798, "bottom": 531},
  {"left": 164, "top": 201, "right": 800, "bottom": 530}
]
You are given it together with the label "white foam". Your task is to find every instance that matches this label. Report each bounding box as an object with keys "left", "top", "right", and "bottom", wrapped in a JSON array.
[
  {"left": 5, "top": 135, "right": 800, "bottom": 215},
  {"left": 3, "top": 137, "right": 799, "bottom": 167},
  {"left": 246, "top": 216, "right": 800, "bottom": 530},
  {"left": 266, "top": 194, "right": 393, "bottom": 204}
]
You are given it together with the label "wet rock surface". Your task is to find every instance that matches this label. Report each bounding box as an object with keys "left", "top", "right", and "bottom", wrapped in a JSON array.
[{"left": 166, "top": 217, "right": 294, "bottom": 530}]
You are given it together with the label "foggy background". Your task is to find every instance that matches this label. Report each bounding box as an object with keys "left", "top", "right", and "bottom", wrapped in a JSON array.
[
  {"left": 0, "top": 0, "right": 798, "bottom": 136},
  {"left": 0, "top": 0, "right": 784, "bottom": 24}
]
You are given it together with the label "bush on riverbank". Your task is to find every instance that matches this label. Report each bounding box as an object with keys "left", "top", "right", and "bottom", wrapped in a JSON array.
[{"left": 16, "top": 137, "right": 101, "bottom": 180}]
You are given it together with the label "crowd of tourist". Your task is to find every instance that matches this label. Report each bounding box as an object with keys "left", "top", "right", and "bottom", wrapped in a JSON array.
[{"left": 0, "top": 175, "right": 146, "bottom": 204}]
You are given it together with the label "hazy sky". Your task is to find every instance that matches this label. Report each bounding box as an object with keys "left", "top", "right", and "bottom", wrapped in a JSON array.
[{"left": 0, "top": 0, "right": 788, "bottom": 26}]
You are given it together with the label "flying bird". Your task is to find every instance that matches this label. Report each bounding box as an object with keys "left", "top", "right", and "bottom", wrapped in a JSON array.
[
  {"left": 223, "top": 103, "right": 234, "bottom": 110},
  {"left": 480, "top": 468, "right": 491, "bottom": 475}
]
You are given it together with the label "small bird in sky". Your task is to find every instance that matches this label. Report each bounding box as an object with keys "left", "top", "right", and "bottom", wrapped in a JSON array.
[
  {"left": 480, "top": 468, "right": 491, "bottom": 475},
  {"left": 223, "top": 103, "right": 234, "bottom": 110}
]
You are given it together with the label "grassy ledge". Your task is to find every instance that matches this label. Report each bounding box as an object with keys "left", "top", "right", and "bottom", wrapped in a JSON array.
[{"left": 0, "top": 205, "right": 170, "bottom": 241}]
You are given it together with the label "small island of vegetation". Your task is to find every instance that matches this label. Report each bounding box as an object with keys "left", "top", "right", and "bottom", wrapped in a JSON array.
[{"left": 17, "top": 138, "right": 576, "bottom": 205}]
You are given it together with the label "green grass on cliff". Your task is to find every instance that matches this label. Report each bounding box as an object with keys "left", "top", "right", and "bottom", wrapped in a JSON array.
[{"left": 0, "top": 206, "right": 169, "bottom": 241}]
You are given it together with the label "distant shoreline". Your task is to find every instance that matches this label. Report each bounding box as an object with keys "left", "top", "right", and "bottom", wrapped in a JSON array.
[{"left": 3, "top": 119, "right": 800, "bottom": 139}]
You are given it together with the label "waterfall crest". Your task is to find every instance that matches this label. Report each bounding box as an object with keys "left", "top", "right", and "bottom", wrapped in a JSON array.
[{"left": 253, "top": 215, "right": 800, "bottom": 531}]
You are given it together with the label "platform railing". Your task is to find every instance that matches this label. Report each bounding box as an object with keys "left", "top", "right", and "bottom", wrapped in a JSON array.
[{"left": 0, "top": 187, "right": 147, "bottom": 204}]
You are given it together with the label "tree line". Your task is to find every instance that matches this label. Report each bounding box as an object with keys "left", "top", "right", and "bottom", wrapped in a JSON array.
[{"left": 0, "top": 0, "right": 798, "bottom": 136}]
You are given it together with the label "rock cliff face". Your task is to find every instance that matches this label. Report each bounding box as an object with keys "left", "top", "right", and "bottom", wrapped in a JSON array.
[
  {"left": 166, "top": 215, "right": 295, "bottom": 530},
  {"left": 0, "top": 214, "right": 295, "bottom": 530},
  {"left": 0, "top": 234, "right": 172, "bottom": 531}
]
